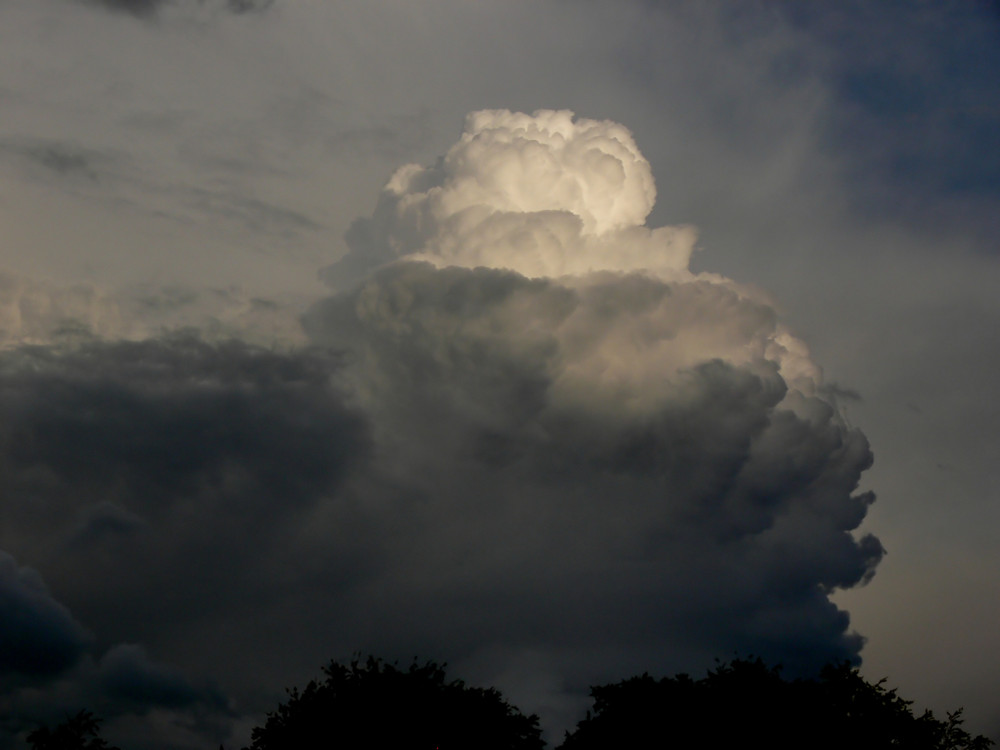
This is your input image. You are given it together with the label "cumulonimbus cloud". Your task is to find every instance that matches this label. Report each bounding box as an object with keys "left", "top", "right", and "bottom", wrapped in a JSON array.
[{"left": 309, "top": 109, "right": 882, "bottom": 696}]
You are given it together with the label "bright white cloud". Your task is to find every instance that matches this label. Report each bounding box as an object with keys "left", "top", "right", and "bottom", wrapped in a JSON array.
[{"left": 326, "top": 110, "right": 697, "bottom": 287}]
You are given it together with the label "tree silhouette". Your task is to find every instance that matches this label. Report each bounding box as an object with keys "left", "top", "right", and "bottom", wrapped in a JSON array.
[
  {"left": 26, "top": 711, "right": 120, "bottom": 750},
  {"left": 559, "top": 658, "right": 993, "bottom": 750},
  {"left": 244, "top": 655, "right": 545, "bottom": 750}
]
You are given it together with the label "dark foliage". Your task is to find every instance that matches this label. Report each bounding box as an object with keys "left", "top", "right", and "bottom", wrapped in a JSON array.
[
  {"left": 26, "top": 711, "right": 120, "bottom": 750},
  {"left": 244, "top": 656, "right": 545, "bottom": 750},
  {"left": 559, "top": 658, "right": 993, "bottom": 750}
]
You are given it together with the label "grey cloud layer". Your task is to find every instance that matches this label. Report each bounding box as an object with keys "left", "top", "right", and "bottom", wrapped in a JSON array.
[
  {"left": 0, "top": 336, "right": 368, "bottom": 576},
  {"left": 0, "top": 270, "right": 307, "bottom": 348},
  {"left": 0, "top": 549, "right": 221, "bottom": 746}
]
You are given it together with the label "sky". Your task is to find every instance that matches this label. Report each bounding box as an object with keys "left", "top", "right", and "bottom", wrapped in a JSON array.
[{"left": 0, "top": 0, "right": 998, "bottom": 747}]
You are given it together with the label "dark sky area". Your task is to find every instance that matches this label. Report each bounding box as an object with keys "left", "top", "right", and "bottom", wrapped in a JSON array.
[{"left": 0, "top": 1, "right": 997, "bottom": 747}]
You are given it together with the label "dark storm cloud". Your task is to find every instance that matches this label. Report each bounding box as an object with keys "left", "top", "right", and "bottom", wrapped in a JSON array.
[
  {"left": 304, "top": 260, "right": 881, "bottom": 680},
  {"left": 0, "top": 335, "right": 370, "bottom": 652},
  {"left": 0, "top": 256, "right": 881, "bottom": 742},
  {"left": 0, "top": 628, "right": 226, "bottom": 749},
  {"left": 0, "top": 336, "right": 363, "bottom": 516},
  {"left": 0, "top": 553, "right": 90, "bottom": 678},
  {"left": 0, "top": 332, "right": 376, "bottom": 745},
  {"left": 72, "top": 502, "right": 146, "bottom": 544}
]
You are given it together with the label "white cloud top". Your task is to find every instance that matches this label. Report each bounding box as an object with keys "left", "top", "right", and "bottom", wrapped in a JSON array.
[
  {"left": 331, "top": 109, "right": 695, "bottom": 283},
  {"left": 417, "top": 109, "right": 656, "bottom": 235}
]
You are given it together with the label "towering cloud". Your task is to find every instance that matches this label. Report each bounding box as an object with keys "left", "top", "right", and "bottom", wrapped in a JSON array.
[{"left": 309, "top": 109, "right": 882, "bottom": 707}]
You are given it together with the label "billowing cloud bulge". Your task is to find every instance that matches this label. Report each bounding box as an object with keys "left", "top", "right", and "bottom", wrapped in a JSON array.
[
  {"left": 0, "top": 109, "right": 881, "bottom": 742},
  {"left": 326, "top": 109, "right": 694, "bottom": 287}
]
